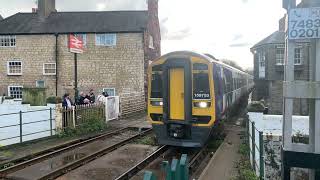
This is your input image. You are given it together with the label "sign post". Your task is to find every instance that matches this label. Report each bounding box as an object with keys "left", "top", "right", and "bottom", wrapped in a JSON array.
[
  {"left": 282, "top": 2, "right": 320, "bottom": 180},
  {"left": 68, "top": 34, "right": 84, "bottom": 103}
]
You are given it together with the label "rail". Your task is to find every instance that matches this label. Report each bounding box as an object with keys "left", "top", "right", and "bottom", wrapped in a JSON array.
[
  {"left": 0, "top": 108, "right": 55, "bottom": 146},
  {"left": 0, "top": 127, "right": 133, "bottom": 176}
]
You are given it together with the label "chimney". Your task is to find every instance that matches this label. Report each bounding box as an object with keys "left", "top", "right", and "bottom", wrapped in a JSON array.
[
  {"left": 38, "top": 0, "right": 56, "bottom": 17},
  {"left": 279, "top": 15, "right": 286, "bottom": 32}
]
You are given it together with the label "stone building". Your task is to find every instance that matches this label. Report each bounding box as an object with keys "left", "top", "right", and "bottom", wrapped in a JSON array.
[
  {"left": 0, "top": 0, "right": 160, "bottom": 113},
  {"left": 251, "top": 12, "right": 310, "bottom": 115}
]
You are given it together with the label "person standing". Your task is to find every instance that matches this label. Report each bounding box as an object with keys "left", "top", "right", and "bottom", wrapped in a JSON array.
[
  {"left": 89, "top": 89, "right": 95, "bottom": 103},
  {"left": 62, "top": 93, "right": 72, "bottom": 109}
]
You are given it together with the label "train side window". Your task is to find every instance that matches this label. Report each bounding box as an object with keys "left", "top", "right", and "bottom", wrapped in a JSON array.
[{"left": 151, "top": 65, "right": 163, "bottom": 98}]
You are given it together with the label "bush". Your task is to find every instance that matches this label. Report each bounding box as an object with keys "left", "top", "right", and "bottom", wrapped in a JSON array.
[
  {"left": 46, "top": 96, "right": 63, "bottom": 104},
  {"left": 58, "top": 117, "right": 107, "bottom": 138},
  {"left": 248, "top": 101, "right": 265, "bottom": 112}
]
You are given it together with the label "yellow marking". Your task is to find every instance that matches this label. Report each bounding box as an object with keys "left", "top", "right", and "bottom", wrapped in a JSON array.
[{"left": 170, "top": 68, "right": 185, "bottom": 120}]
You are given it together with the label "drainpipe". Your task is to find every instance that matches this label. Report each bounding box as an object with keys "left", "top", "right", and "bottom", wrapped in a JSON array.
[{"left": 55, "top": 33, "right": 59, "bottom": 96}]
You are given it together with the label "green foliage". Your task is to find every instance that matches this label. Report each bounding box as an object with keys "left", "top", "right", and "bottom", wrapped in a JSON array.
[
  {"left": 238, "top": 143, "right": 250, "bottom": 156},
  {"left": 134, "top": 135, "right": 156, "bottom": 146},
  {"left": 292, "top": 131, "right": 309, "bottom": 144},
  {"left": 58, "top": 117, "right": 107, "bottom": 138},
  {"left": 46, "top": 96, "right": 62, "bottom": 104},
  {"left": 248, "top": 101, "right": 265, "bottom": 112}
]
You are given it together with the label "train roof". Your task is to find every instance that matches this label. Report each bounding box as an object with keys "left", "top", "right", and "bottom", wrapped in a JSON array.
[{"left": 152, "top": 51, "right": 252, "bottom": 77}]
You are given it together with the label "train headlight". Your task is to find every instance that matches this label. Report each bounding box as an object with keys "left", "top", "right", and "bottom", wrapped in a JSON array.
[
  {"left": 151, "top": 101, "right": 163, "bottom": 106},
  {"left": 194, "top": 102, "right": 211, "bottom": 108}
]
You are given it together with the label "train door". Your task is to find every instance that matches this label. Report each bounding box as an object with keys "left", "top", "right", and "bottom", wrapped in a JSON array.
[{"left": 169, "top": 68, "right": 185, "bottom": 120}]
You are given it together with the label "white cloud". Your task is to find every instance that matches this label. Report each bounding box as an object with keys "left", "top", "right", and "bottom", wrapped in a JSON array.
[{"left": 0, "top": 0, "right": 286, "bottom": 68}]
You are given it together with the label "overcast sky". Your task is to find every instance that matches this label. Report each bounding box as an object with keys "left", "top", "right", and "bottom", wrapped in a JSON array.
[{"left": 0, "top": 0, "right": 287, "bottom": 69}]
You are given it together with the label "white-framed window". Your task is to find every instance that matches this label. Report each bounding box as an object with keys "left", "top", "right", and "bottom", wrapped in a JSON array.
[
  {"left": 7, "top": 61, "right": 22, "bottom": 75},
  {"left": 0, "top": 35, "right": 16, "bottom": 47},
  {"left": 8, "top": 86, "right": 23, "bottom": 99},
  {"left": 36, "top": 80, "right": 45, "bottom": 88},
  {"left": 43, "top": 63, "right": 56, "bottom": 75},
  {"left": 95, "top": 34, "right": 116, "bottom": 46},
  {"left": 75, "top": 34, "right": 87, "bottom": 46},
  {"left": 294, "top": 47, "right": 303, "bottom": 65},
  {"left": 103, "top": 88, "right": 116, "bottom": 96},
  {"left": 258, "top": 52, "right": 265, "bottom": 67},
  {"left": 276, "top": 45, "right": 285, "bottom": 65},
  {"left": 149, "top": 35, "right": 154, "bottom": 49}
]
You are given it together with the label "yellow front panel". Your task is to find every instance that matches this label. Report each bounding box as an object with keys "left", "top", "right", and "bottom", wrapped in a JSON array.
[{"left": 170, "top": 68, "right": 185, "bottom": 120}]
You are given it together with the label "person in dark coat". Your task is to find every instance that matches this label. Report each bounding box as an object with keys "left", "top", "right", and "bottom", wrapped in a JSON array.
[
  {"left": 62, "top": 93, "right": 72, "bottom": 109},
  {"left": 88, "top": 89, "right": 95, "bottom": 103}
]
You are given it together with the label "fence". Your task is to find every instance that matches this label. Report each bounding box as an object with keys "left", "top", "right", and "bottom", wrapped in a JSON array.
[
  {"left": 247, "top": 118, "right": 265, "bottom": 179},
  {"left": 0, "top": 108, "right": 55, "bottom": 146},
  {"left": 60, "top": 103, "right": 105, "bottom": 129}
]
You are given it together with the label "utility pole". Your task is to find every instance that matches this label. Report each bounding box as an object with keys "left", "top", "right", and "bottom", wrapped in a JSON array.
[
  {"left": 282, "top": 0, "right": 320, "bottom": 180},
  {"left": 74, "top": 53, "right": 78, "bottom": 103}
]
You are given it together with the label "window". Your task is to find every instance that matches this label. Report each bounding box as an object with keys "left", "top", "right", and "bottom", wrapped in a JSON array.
[
  {"left": 7, "top": 61, "right": 22, "bottom": 75},
  {"left": 0, "top": 36, "right": 16, "bottom": 47},
  {"left": 149, "top": 35, "right": 154, "bottom": 49},
  {"left": 43, "top": 63, "right": 56, "bottom": 75},
  {"left": 8, "top": 86, "right": 23, "bottom": 99},
  {"left": 151, "top": 65, "right": 162, "bottom": 98},
  {"left": 294, "top": 47, "right": 302, "bottom": 65},
  {"left": 36, "top": 80, "right": 45, "bottom": 88},
  {"left": 75, "top": 34, "right": 86, "bottom": 46},
  {"left": 193, "top": 64, "right": 210, "bottom": 99},
  {"left": 95, "top": 34, "right": 116, "bottom": 46},
  {"left": 103, "top": 88, "right": 116, "bottom": 96},
  {"left": 276, "top": 45, "right": 285, "bottom": 65},
  {"left": 258, "top": 52, "right": 265, "bottom": 67}
]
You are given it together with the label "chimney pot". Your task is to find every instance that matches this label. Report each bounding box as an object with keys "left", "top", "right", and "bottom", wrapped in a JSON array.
[{"left": 38, "top": 0, "right": 56, "bottom": 17}]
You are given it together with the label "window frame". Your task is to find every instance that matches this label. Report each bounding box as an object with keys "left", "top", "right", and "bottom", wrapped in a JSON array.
[
  {"left": 149, "top": 35, "right": 154, "bottom": 49},
  {"left": 7, "top": 60, "right": 22, "bottom": 75},
  {"left": 0, "top": 35, "right": 16, "bottom": 47},
  {"left": 8, "top": 86, "right": 23, "bottom": 100},
  {"left": 294, "top": 47, "right": 303, "bottom": 65},
  {"left": 95, "top": 33, "right": 117, "bottom": 46},
  {"left": 43, "top": 63, "right": 57, "bottom": 75},
  {"left": 36, "top": 80, "right": 45, "bottom": 88},
  {"left": 103, "top": 88, "right": 116, "bottom": 96},
  {"left": 275, "top": 45, "right": 285, "bottom": 65}
]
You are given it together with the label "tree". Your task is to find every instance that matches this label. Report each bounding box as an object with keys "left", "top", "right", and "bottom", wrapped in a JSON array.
[{"left": 221, "top": 59, "right": 243, "bottom": 71}]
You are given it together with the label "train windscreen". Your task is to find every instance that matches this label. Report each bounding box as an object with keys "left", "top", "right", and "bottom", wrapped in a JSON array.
[
  {"left": 151, "top": 65, "right": 162, "bottom": 98},
  {"left": 193, "top": 63, "right": 210, "bottom": 99}
]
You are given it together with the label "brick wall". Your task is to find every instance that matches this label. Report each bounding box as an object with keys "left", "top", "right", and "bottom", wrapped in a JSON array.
[{"left": 0, "top": 33, "right": 146, "bottom": 113}]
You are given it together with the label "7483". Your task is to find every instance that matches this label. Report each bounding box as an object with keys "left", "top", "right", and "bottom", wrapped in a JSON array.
[{"left": 290, "top": 19, "right": 320, "bottom": 39}]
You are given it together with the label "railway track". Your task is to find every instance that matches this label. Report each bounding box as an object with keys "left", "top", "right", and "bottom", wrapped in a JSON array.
[
  {"left": 0, "top": 127, "right": 152, "bottom": 180},
  {"left": 114, "top": 143, "right": 214, "bottom": 180}
]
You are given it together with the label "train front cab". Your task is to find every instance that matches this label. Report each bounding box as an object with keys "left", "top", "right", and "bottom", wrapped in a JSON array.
[{"left": 148, "top": 55, "right": 216, "bottom": 147}]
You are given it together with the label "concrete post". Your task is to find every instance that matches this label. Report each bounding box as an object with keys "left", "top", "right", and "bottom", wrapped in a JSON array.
[{"left": 55, "top": 103, "right": 63, "bottom": 133}]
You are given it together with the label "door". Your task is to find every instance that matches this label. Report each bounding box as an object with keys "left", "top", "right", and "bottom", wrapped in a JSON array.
[{"left": 169, "top": 68, "right": 185, "bottom": 120}]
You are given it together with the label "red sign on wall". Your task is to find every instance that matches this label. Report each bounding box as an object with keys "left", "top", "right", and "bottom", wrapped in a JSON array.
[{"left": 69, "top": 34, "right": 84, "bottom": 54}]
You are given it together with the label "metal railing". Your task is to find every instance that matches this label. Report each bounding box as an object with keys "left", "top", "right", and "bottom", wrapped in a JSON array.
[
  {"left": 247, "top": 118, "right": 265, "bottom": 180},
  {"left": 0, "top": 108, "right": 56, "bottom": 146}
]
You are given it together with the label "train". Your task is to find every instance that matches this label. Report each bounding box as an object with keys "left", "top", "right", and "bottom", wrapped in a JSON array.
[{"left": 147, "top": 51, "right": 254, "bottom": 147}]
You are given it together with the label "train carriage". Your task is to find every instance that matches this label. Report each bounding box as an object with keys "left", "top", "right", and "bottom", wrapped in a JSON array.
[{"left": 148, "top": 51, "right": 253, "bottom": 147}]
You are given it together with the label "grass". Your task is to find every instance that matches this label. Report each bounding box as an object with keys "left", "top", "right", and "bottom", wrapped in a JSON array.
[{"left": 134, "top": 135, "right": 157, "bottom": 146}]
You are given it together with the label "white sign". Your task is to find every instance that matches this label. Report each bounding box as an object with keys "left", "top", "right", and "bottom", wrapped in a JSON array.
[{"left": 289, "top": 8, "right": 320, "bottom": 40}]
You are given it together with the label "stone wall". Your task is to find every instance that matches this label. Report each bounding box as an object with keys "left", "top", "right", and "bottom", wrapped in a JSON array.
[
  {"left": 0, "top": 33, "right": 146, "bottom": 113},
  {"left": 0, "top": 35, "right": 57, "bottom": 97}
]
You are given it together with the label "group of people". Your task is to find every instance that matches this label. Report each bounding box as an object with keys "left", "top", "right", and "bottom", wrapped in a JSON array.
[{"left": 62, "top": 89, "right": 109, "bottom": 109}]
